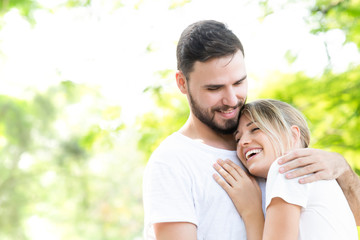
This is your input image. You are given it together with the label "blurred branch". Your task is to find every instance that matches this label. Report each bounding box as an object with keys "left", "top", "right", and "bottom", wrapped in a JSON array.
[
  {"left": 311, "top": 0, "right": 346, "bottom": 15},
  {"left": 0, "top": 150, "right": 22, "bottom": 193},
  {"left": 0, "top": 0, "right": 10, "bottom": 14}
]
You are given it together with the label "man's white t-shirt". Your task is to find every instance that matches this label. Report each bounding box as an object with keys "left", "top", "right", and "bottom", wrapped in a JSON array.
[
  {"left": 266, "top": 160, "right": 358, "bottom": 240},
  {"left": 143, "top": 132, "right": 266, "bottom": 240}
]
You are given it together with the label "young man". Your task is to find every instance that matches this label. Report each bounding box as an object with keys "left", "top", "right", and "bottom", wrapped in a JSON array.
[{"left": 143, "top": 20, "right": 360, "bottom": 240}]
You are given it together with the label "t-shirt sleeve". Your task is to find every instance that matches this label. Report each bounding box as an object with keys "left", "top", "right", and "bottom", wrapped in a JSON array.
[
  {"left": 143, "top": 152, "right": 197, "bottom": 231},
  {"left": 265, "top": 160, "right": 311, "bottom": 209}
]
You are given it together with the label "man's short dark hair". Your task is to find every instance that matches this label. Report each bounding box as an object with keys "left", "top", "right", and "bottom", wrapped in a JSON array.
[{"left": 176, "top": 20, "right": 244, "bottom": 80}]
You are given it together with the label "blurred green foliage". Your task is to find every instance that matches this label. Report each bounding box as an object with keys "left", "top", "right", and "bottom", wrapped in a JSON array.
[
  {"left": 255, "top": 0, "right": 360, "bottom": 172},
  {"left": 309, "top": 0, "right": 360, "bottom": 48},
  {"left": 0, "top": 0, "right": 39, "bottom": 24},
  {"left": 138, "top": 73, "right": 189, "bottom": 161},
  {"left": 0, "top": 0, "right": 91, "bottom": 25},
  {"left": 258, "top": 66, "right": 360, "bottom": 171},
  {"left": 0, "top": 81, "right": 144, "bottom": 239}
]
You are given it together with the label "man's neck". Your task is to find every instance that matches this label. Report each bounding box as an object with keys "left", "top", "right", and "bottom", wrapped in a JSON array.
[{"left": 179, "top": 116, "right": 237, "bottom": 150}]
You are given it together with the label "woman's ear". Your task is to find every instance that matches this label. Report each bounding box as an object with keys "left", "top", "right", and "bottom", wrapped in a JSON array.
[
  {"left": 176, "top": 71, "right": 188, "bottom": 94},
  {"left": 290, "top": 125, "right": 301, "bottom": 148}
]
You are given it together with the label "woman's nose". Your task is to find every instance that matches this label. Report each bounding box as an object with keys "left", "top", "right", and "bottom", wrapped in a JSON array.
[{"left": 239, "top": 133, "right": 251, "bottom": 146}]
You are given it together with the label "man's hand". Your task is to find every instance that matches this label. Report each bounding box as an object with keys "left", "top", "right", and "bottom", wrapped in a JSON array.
[{"left": 277, "top": 148, "right": 350, "bottom": 183}]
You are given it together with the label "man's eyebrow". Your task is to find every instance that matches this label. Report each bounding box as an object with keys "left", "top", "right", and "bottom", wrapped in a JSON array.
[
  {"left": 203, "top": 75, "right": 247, "bottom": 89},
  {"left": 203, "top": 84, "right": 223, "bottom": 88},
  {"left": 237, "top": 75, "right": 247, "bottom": 82}
]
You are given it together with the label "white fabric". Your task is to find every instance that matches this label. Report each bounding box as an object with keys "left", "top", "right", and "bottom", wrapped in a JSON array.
[
  {"left": 143, "top": 132, "right": 266, "bottom": 240},
  {"left": 266, "top": 160, "right": 358, "bottom": 240}
]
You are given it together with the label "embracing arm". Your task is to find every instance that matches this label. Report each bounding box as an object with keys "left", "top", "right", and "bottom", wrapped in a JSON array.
[
  {"left": 154, "top": 222, "right": 197, "bottom": 240},
  {"left": 336, "top": 164, "right": 360, "bottom": 225},
  {"left": 277, "top": 148, "right": 360, "bottom": 225},
  {"left": 213, "top": 159, "right": 264, "bottom": 240},
  {"left": 264, "top": 197, "right": 301, "bottom": 240}
]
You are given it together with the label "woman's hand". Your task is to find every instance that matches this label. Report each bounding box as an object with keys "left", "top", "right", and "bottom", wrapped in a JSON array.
[
  {"left": 213, "top": 159, "right": 262, "bottom": 217},
  {"left": 213, "top": 159, "right": 264, "bottom": 240}
]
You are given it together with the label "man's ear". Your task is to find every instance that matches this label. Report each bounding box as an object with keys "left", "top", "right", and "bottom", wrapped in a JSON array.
[
  {"left": 176, "top": 71, "right": 188, "bottom": 94},
  {"left": 290, "top": 125, "right": 301, "bottom": 147}
]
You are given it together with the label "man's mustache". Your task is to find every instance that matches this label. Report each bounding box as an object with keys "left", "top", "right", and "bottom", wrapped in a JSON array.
[{"left": 213, "top": 101, "right": 244, "bottom": 112}]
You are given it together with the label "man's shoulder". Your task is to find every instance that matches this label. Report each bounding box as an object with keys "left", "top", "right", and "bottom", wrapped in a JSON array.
[
  {"left": 148, "top": 132, "right": 194, "bottom": 162},
  {"left": 154, "top": 131, "right": 202, "bottom": 152},
  {"left": 157, "top": 132, "right": 185, "bottom": 146}
]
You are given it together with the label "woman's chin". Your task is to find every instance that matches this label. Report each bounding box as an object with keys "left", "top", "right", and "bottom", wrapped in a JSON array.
[{"left": 249, "top": 166, "right": 266, "bottom": 178}]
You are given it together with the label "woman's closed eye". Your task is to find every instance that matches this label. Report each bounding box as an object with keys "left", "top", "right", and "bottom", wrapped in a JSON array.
[{"left": 251, "top": 127, "right": 260, "bottom": 133}]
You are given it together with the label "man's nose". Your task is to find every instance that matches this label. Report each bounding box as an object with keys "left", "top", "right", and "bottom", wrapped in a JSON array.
[{"left": 222, "top": 87, "right": 238, "bottom": 107}]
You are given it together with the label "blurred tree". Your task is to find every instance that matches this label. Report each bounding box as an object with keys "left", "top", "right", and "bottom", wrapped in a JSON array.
[
  {"left": 258, "top": 66, "right": 360, "bottom": 172},
  {"left": 256, "top": 0, "right": 360, "bottom": 173},
  {"left": 0, "top": 0, "right": 191, "bottom": 26},
  {"left": 0, "top": 1, "right": 192, "bottom": 239},
  {"left": 310, "top": 0, "right": 360, "bottom": 49},
  {"left": 137, "top": 70, "right": 189, "bottom": 161},
  {"left": 0, "top": 81, "right": 135, "bottom": 239},
  {"left": 0, "top": 0, "right": 91, "bottom": 25},
  {"left": 0, "top": 0, "right": 40, "bottom": 24}
]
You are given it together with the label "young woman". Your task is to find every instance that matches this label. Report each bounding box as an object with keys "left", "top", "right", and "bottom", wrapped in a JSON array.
[{"left": 213, "top": 99, "right": 358, "bottom": 240}]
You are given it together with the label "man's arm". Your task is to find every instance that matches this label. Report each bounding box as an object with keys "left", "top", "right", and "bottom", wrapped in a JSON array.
[
  {"left": 154, "top": 222, "right": 197, "bottom": 240},
  {"left": 277, "top": 148, "right": 360, "bottom": 225},
  {"left": 336, "top": 165, "right": 360, "bottom": 225}
]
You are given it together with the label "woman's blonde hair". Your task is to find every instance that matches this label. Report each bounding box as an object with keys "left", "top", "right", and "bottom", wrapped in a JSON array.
[{"left": 241, "top": 99, "right": 310, "bottom": 157}]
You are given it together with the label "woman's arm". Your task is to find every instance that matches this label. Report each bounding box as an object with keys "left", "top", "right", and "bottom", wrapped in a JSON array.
[
  {"left": 277, "top": 148, "right": 360, "bottom": 225},
  {"left": 213, "top": 159, "right": 264, "bottom": 240},
  {"left": 264, "top": 197, "right": 301, "bottom": 240}
]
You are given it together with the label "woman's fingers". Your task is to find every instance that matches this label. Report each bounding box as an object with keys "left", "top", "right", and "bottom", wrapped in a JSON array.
[
  {"left": 213, "top": 159, "right": 252, "bottom": 187},
  {"left": 213, "top": 161, "right": 236, "bottom": 186},
  {"left": 224, "top": 159, "right": 247, "bottom": 177},
  {"left": 213, "top": 173, "right": 232, "bottom": 192}
]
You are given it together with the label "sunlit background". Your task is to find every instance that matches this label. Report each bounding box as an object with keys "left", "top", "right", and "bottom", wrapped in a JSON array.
[{"left": 0, "top": 0, "right": 359, "bottom": 239}]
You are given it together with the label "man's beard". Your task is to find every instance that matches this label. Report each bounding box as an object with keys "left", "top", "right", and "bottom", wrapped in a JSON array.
[{"left": 188, "top": 92, "right": 244, "bottom": 135}]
